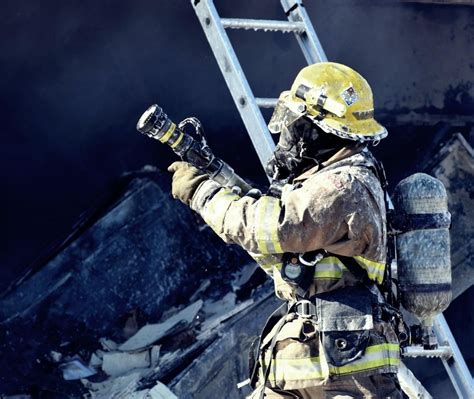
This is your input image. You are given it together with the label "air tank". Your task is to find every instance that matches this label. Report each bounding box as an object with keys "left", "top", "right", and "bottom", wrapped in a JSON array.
[{"left": 392, "top": 173, "right": 452, "bottom": 347}]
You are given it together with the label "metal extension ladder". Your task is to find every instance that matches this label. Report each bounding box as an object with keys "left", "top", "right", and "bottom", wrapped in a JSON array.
[
  {"left": 190, "top": 1, "right": 474, "bottom": 397},
  {"left": 192, "top": 0, "right": 326, "bottom": 167}
]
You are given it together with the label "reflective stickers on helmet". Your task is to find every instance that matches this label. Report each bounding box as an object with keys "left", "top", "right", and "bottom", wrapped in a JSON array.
[
  {"left": 341, "top": 86, "right": 359, "bottom": 106},
  {"left": 352, "top": 110, "right": 374, "bottom": 120}
]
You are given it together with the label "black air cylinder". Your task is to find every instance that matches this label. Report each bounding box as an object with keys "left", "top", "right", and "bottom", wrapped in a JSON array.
[{"left": 393, "top": 173, "right": 452, "bottom": 327}]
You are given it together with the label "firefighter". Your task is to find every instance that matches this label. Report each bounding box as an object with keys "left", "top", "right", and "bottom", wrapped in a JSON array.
[{"left": 168, "top": 62, "right": 402, "bottom": 398}]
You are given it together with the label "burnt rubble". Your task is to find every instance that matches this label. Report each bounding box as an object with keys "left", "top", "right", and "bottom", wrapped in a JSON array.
[
  {"left": 0, "top": 132, "right": 473, "bottom": 398},
  {"left": 72, "top": 284, "right": 275, "bottom": 399},
  {"left": 0, "top": 170, "right": 267, "bottom": 397}
]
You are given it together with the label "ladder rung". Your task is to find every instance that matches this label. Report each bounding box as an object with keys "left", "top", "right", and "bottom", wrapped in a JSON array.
[
  {"left": 221, "top": 18, "right": 305, "bottom": 33},
  {"left": 256, "top": 98, "right": 278, "bottom": 108},
  {"left": 402, "top": 345, "right": 453, "bottom": 360}
]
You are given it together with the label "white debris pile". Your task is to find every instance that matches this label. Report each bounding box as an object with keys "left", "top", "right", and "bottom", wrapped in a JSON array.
[
  {"left": 82, "top": 372, "right": 178, "bottom": 399},
  {"left": 199, "top": 293, "right": 253, "bottom": 333},
  {"left": 77, "top": 300, "right": 203, "bottom": 398},
  {"left": 46, "top": 264, "right": 264, "bottom": 398}
]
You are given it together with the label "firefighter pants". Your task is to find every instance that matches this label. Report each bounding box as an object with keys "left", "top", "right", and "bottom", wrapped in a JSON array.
[{"left": 248, "top": 373, "right": 402, "bottom": 399}]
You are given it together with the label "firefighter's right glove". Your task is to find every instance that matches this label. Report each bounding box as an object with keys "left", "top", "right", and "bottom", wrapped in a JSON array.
[{"left": 168, "top": 161, "right": 209, "bottom": 206}]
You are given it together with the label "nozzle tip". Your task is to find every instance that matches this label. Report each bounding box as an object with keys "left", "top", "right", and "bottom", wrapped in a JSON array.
[{"left": 136, "top": 104, "right": 160, "bottom": 134}]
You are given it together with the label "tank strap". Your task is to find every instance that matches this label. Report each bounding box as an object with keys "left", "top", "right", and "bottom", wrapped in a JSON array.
[
  {"left": 365, "top": 151, "right": 389, "bottom": 191},
  {"left": 250, "top": 298, "right": 321, "bottom": 395},
  {"left": 249, "top": 302, "right": 289, "bottom": 390},
  {"left": 364, "top": 155, "right": 396, "bottom": 302},
  {"left": 391, "top": 212, "right": 451, "bottom": 232}
]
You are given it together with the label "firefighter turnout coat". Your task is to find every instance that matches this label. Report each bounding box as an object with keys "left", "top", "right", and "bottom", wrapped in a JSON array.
[{"left": 189, "top": 147, "right": 400, "bottom": 390}]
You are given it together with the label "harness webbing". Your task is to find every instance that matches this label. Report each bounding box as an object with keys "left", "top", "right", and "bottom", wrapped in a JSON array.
[{"left": 249, "top": 302, "right": 290, "bottom": 395}]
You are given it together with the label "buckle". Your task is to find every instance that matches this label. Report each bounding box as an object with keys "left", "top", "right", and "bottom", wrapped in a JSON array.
[
  {"left": 294, "top": 299, "right": 317, "bottom": 319},
  {"left": 298, "top": 252, "right": 324, "bottom": 267}
]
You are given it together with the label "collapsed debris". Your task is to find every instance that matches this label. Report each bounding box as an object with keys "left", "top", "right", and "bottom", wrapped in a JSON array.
[
  {"left": 0, "top": 171, "right": 252, "bottom": 397},
  {"left": 59, "top": 358, "right": 97, "bottom": 381},
  {"left": 101, "top": 350, "right": 151, "bottom": 377},
  {"left": 57, "top": 261, "right": 270, "bottom": 398},
  {"left": 118, "top": 300, "right": 203, "bottom": 352}
]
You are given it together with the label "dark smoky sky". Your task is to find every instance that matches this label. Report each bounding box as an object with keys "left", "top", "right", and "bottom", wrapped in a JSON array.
[{"left": 1, "top": 0, "right": 473, "bottom": 291}]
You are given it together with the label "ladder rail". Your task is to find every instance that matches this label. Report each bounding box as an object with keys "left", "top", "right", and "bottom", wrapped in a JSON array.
[
  {"left": 434, "top": 314, "right": 474, "bottom": 398},
  {"left": 192, "top": 0, "right": 276, "bottom": 168},
  {"left": 281, "top": 0, "right": 328, "bottom": 63},
  {"left": 397, "top": 362, "right": 433, "bottom": 399}
]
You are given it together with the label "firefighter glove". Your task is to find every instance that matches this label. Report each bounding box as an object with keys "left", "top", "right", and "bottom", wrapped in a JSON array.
[{"left": 168, "top": 161, "right": 208, "bottom": 205}]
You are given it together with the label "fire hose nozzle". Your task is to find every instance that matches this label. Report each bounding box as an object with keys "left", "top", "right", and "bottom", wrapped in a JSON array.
[{"left": 136, "top": 104, "right": 253, "bottom": 194}]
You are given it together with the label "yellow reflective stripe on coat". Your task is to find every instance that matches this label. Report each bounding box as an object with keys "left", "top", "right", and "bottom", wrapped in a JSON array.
[
  {"left": 266, "top": 356, "right": 324, "bottom": 383},
  {"left": 203, "top": 188, "right": 240, "bottom": 232},
  {"left": 330, "top": 343, "right": 400, "bottom": 375},
  {"left": 354, "top": 256, "right": 386, "bottom": 284},
  {"left": 255, "top": 197, "right": 283, "bottom": 254},
  {"left": 251, "top": 253, "right": 283, "bottom": 272},
  {"left": 265, "top": 343, "right": 399, "bottom": 383},
  {"left": 314, "top": 256, "right": 346, "bottom": 279}
]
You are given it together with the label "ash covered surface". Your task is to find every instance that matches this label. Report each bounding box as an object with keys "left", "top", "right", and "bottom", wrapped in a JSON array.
[{"left": 0, "top": 170, "right": 260, "bottom": 397}]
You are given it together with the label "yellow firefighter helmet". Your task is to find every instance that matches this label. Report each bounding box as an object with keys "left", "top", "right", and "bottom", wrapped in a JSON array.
[{"left": 268, "top": 62, "right": 387, "bottom": 142}]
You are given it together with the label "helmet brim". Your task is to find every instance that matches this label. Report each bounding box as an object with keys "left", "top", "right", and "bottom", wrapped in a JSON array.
[{"left": 312, "top": 115, "right": 388, "bottom": 142}]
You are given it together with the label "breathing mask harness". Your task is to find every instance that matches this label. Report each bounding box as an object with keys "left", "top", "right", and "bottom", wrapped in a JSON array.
[{"left": 265, "top": 118, "right": 353, "bottom": 195}]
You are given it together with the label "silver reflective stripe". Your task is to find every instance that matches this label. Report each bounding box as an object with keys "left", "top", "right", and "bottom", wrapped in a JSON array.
[
  {"left": 264, "top": 343, "right": 399, "bottom": 383},
  {"left": 267, "top": 356, "right": 323, "bottom": 383},
  {"left": 314, "top": 256, "right": 346, "bottom": 279},
  {"left": 330, "top": 343, "right": 400, "bottom": 375},
  {"left": 203, "top": 188, "right": 240, "bottom": 233},
  {"left": 250, "top": 253, "right": 283, "bottom": 276},
  {"left": 255, "top": 197, "right": 283, "bottom": 254}
]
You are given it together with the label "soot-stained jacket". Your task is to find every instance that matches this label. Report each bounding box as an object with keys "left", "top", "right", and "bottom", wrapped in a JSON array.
[{"left": 189, "top": 147, "right": 399, "bottom": 389}]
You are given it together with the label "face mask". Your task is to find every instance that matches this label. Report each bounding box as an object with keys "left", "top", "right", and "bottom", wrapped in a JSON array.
[
  {"left": 265, "top": 119, "right": 349, "bottom": 181},
  {"left": 265, "top": 130, "right": 303, "bottom": 180}
]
